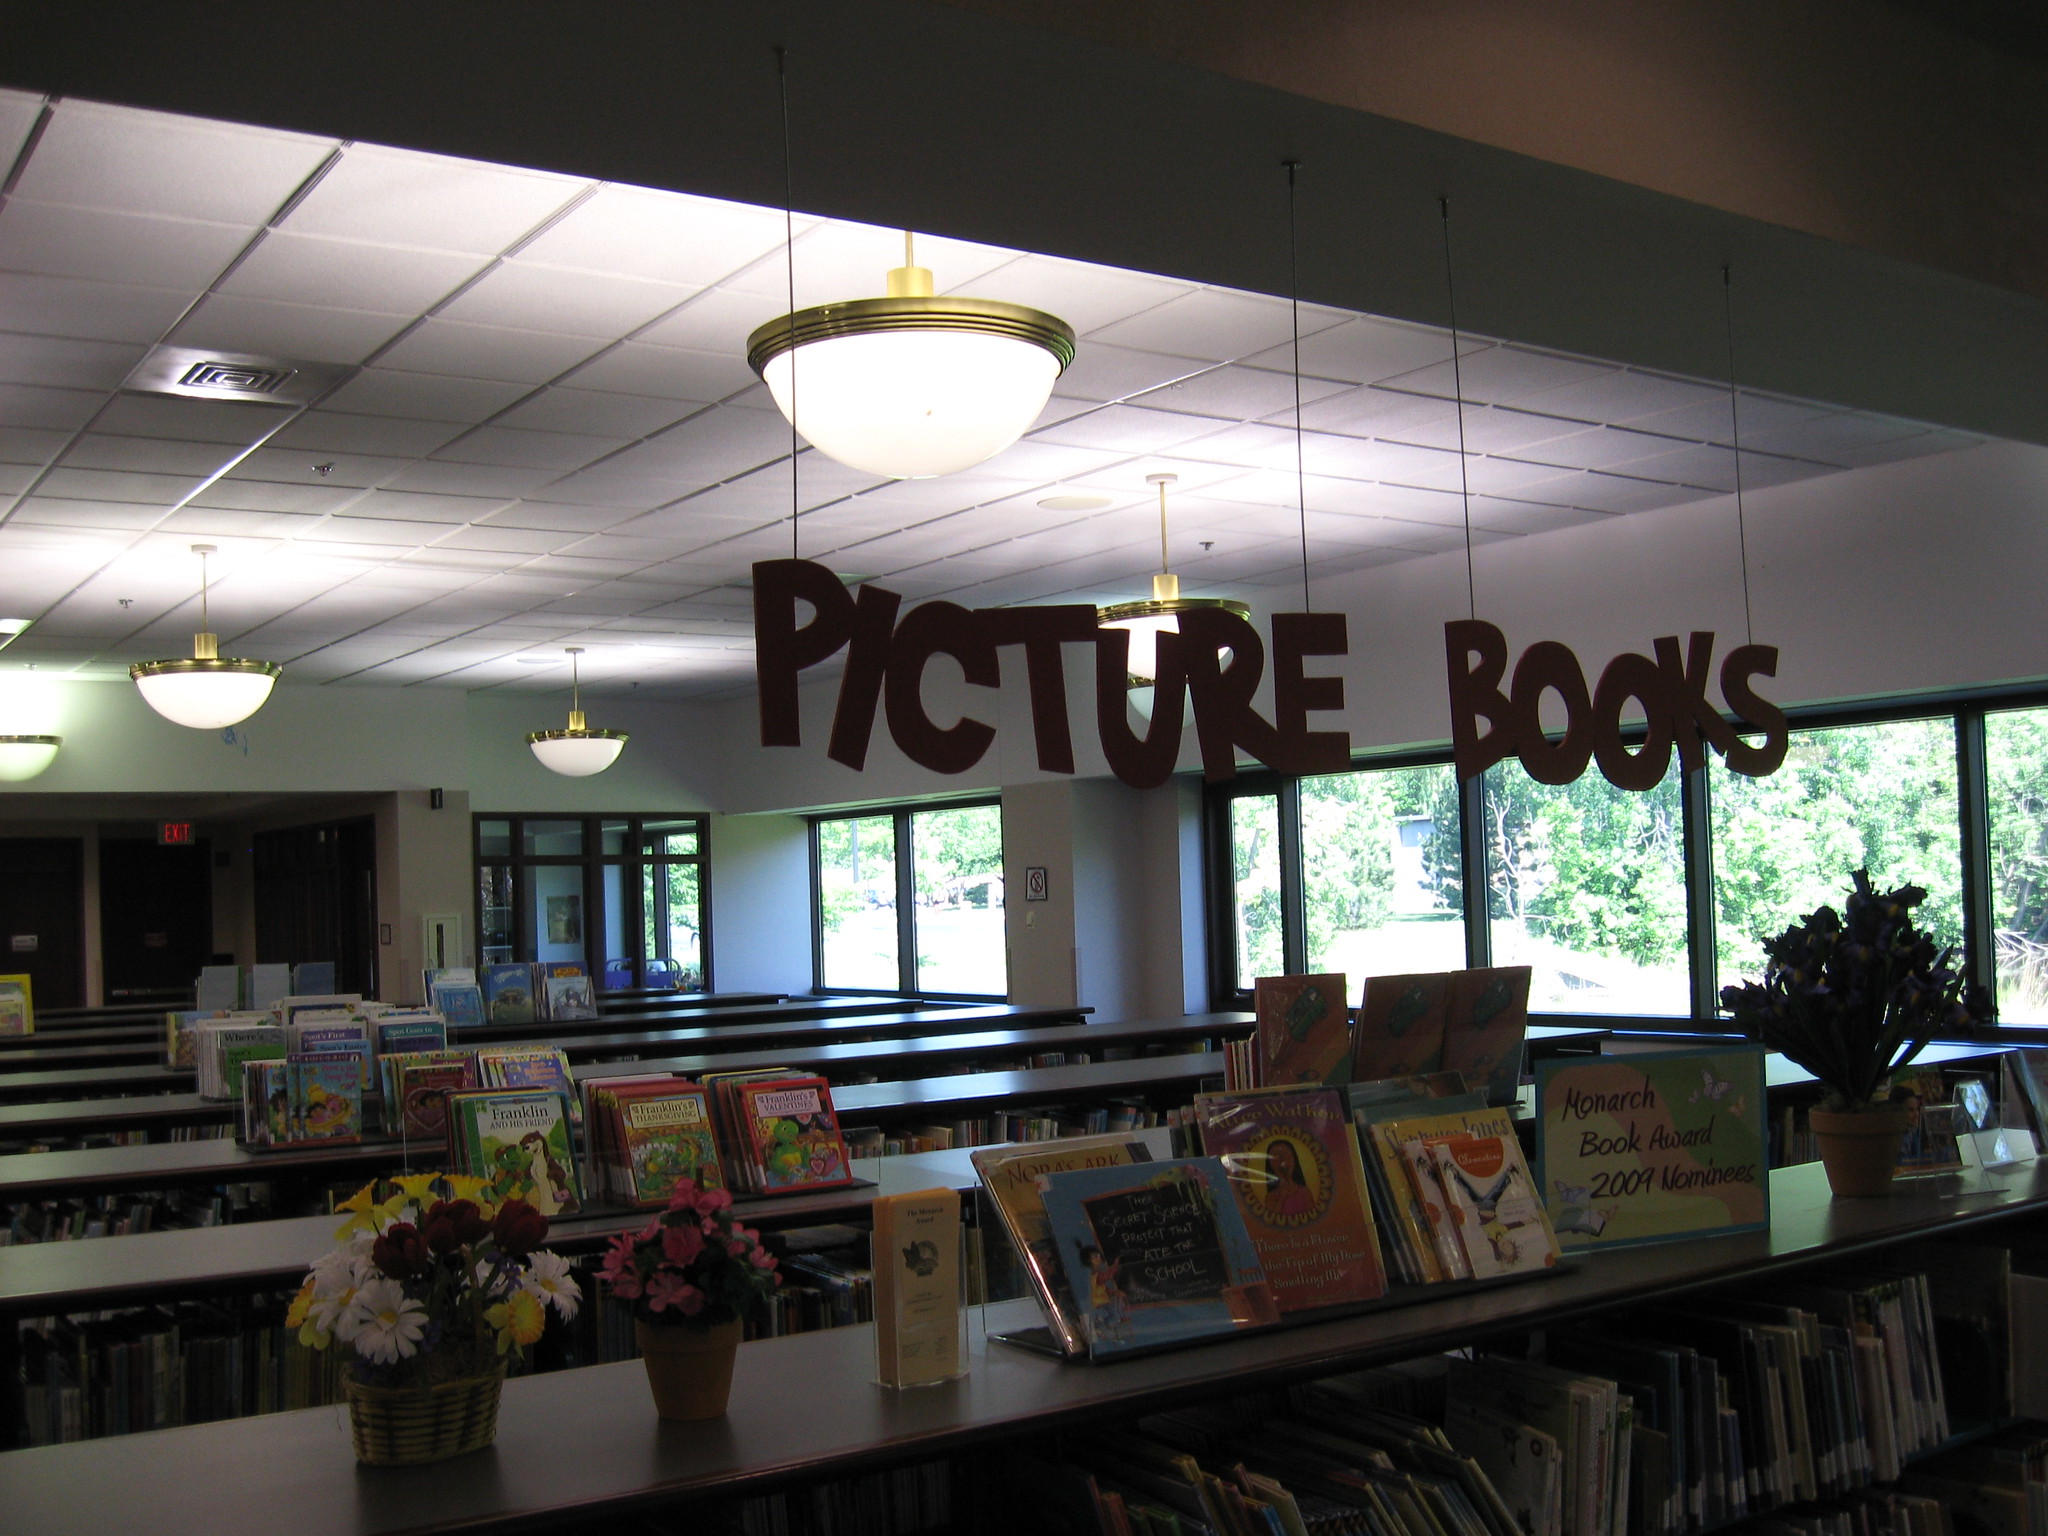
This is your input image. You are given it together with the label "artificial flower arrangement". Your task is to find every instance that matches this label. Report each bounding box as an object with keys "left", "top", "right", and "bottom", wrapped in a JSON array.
[
  {"left": 1719, "top": 869, "right": 1987, "bottom": 1112},
  {"left": 289, "top": 1172, "right": 581, "bottom": 1384},
  {"left": 597, "top": 1180, "right": 780, "bottom": 1327}
]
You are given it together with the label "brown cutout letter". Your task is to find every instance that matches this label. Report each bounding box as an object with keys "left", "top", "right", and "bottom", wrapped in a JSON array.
[
  {"left": 1720, "top": 643, "right": 1789, "bottom": 777},
  {"left": 1653, "top": 632, "right": 1740, "bottom": 774},
  {"left": 1270, "top": 613, "right": 1352, "bottom": 775},
  {"left": 1179, "top": 607, "right": 1286, "bottom": 782},
  {"left": 1095, "top": 625, "right": 1187, "bottom": 790},
  {"left": 826, "top": 583, "right": 903, "bottom": 771},
  {"left": 1446, "top": 619, "right": 1517, "bottom": 782},
  {"left": 883, "top": 600, "right": 998, "bottom": 775},
  {"left": 753, "top": 558, "right": 857, "bottom": 747},
  {"left": 1591, "top": 651, "right": 1676, "bottom": 791},
  {"left": 1511, "top": 640, "right": 1595, "bottom": 786},
  {"left": 982, "top": 605, "right": 1098, "bottom": 774}
]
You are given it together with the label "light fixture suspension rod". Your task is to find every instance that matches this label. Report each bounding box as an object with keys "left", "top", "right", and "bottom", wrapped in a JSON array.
[
  {"left": 1159, "top": 476, "right": 1170, "bottom": 573},
  {"left": 1439, "top": 197, "right": 1477, "bottom": 624},
  {"left": 1286, "top": 159, "right": 1310, "bottom": 613},
  {"left": 198, "top": 547, "right": 210, "bottom": 635},
  {"left": 1722, "top": 264, "right": 1755, "bottom": 648},
  {"left": 775, "top": 45, "right": 799, "bottom": 561},
  {"left": 904, "top": 229, "right": 915, "bottom": 269}
]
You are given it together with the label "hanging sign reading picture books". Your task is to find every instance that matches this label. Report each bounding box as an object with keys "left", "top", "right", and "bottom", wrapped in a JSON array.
[{"left": 1535, "top": 1045, "right": 1769, "bottom": 1251}]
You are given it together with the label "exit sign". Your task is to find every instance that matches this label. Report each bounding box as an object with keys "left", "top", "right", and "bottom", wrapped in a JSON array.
[{"left": 158, "top": 821, "right": 195, "bottom": 846}]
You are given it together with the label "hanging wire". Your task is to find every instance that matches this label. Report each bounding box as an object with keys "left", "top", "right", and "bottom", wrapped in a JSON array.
[
  {"left": 1285, "top": 161, "right": 1311, "bottom": 611},
  {"left": 1438, "top": 197, "right": 1477, "bottom": 623},
  {"left": 776, "top": 47, "right": 800, "bottom": 560},
  {"left": 1721, "top": 265, "right": 1756, "bottom": 647}
]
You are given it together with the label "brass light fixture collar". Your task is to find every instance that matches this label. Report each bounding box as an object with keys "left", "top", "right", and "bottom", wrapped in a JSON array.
[
  {"left": 747, "top": 295, "right": 1076, "bottom": 378},
  {"left": 0, "top": 734, "right": 60, "bottom": 747},
  {"left": 524, "top": 647, "right": 630, "bottom": 748}
]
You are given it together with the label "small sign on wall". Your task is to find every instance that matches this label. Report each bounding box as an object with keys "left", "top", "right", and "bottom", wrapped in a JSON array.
[
  {"left": 158, "top": 821, "right": 195, "bottom": 846},
  {"left": 1024, "top": 866, "right": 1049, "bottom": 902},
  {"left": 9, "top": 935, "right": 35, "bottom": 953}
]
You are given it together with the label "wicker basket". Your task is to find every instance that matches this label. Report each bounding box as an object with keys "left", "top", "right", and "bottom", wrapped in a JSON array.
[{"left": 344, "top": 1368, "right": 505, "bottom": 1465}]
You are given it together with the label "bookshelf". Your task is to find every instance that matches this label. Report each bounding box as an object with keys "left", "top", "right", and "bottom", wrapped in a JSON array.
[{"left": 3, "top": 1157, "right": 2040, "bottom": 1535}]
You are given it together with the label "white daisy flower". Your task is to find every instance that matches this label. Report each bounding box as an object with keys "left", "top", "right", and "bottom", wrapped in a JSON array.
[
  {"left": 344, "top": 1277, "right": 427, "bottom": 1365},
  {"left": 521, "top": 1251, "right": 582, "bottom": 1321}
]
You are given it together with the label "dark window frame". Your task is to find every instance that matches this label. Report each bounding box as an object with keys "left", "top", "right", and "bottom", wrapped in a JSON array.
[
  {"left": 471, "top": 812, "right": 710, "bottom": 993},
  {"left": 809, "top": 796, "right": 1006, "bottom": 1002}
]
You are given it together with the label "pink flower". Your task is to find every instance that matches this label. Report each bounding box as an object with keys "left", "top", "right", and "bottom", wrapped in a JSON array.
[
  {"left": 645, "top": 1270, "right": 703, "bottom": 1315},
  {"left": 598, "top": 1235, "right": 643, "bottom": 1299},
  {"left": 727, "top": 1239, "right": 748, "bottom": 1257},
  {"left": 692, "top": 1186, "right": 733, "bottom": 1215},
  {"left": 749, "top": 1247, "right": 778, "bottom": 1271},
  {"left": 661, "top": 1221, "right": 704, "bottom": 1267}
]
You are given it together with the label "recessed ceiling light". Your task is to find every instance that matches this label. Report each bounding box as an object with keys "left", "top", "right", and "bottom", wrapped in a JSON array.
[
  {"left": 0, "top": 619, "right": 31, "bottom": 636},
  {"left": 1038, "top": 494, "right": 1113, "bottom": 512}
]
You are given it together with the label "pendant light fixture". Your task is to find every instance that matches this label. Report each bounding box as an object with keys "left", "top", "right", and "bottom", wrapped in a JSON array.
[
  {"left": 746, "top": 231, "right": 1075, "bottom": 480},
  {"left": 1098, "top": 473, "right": 1250, "bottom": 687},
  {"left": 526, "top": 647, "right": 628, "bottom": 777},
  {"left": 130, "top": 545, "right": 280, "bottom": 730},
  {"left": 0, "top": 735, "right": 59, "bottom": 781}
]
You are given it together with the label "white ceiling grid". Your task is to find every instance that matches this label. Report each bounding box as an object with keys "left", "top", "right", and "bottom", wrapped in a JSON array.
[{"left": 0, "top": 92, "right": 1984, "bottom": 700}]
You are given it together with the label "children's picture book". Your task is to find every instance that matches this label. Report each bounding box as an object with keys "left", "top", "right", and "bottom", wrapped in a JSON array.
[
  {"left": 1353, "top": 972, "right": 1452, "bottom": 1082},
  {"left": 288, "top": 1054, "right": 363, "bottom": 1144},
  {"left": 450, "top": 1089, "right": 582, "bottom": 1216},
  {"left": 1038, "top": 1157, "right": 1279, "bottom": 1358},
  {"left": 541, "top": 972, "right": 598, "bottom": 1022},
  {"left": 735, "top": 1076, "right": 854, "bottom": 1193},
  {"left": 1253, "top": 972, "right": 1353, "bottom": 1086},
  {"left": 481, "top": 962, "right": 539, "bottom": 1025},
  {"left": 429, "top": 981, "right": 487, "bottom": 1030},
  {"left": 1429, "top": 1132, "right": 1557, "bottom": 1277},
  {"left": 1442, "top": 966, "right": 1533, "bottom": 1105},
  {"left": 972, "top": 1133, "right": 1157, "bottom": 1357},
  {"left": 1889, "top": 1067, "right": 1965, "bottom": 1175},
  {"left": 0, "top": 973, "right": 33, "bottom": 1035},
  {"left": 1193, "top": 1086, "right": 1387, "bottom": 1312},
  {"left": 372, "top": 1016, "right": 448, "bottom": 1059},
  {"left": 396, "top": 1055, "right": 477, "bottom": 1141},
  {"left": 615, "top": 1084, "right": 724, "bottom": 1206},
  {"left": 423, "top": 965, "right": 475, "bottom": 1002}
]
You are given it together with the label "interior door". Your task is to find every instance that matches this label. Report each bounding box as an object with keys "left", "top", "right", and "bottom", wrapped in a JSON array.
[
  {"left": 0, "top": 837, "right": 85, "bottom": 1010},
  {"left": 99, "top": 837, "right": 215, "bottom": 1002}
]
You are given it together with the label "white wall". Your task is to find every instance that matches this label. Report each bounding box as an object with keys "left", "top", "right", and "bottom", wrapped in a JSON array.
[{"left": 706, "top": 813, "right": 814, "bottom": 995}]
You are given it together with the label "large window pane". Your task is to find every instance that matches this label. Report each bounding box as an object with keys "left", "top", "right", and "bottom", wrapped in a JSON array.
[
  {"left": 1230, "top": 794, "right": 1284, "bottom": 987},
  {"left": 642, "top": 820, "right": 700, "bottom": 858},
  {"left": 521, "top": 819, "right": 582, "bottom": 857},
  {"left": 911, "top": 804, "right": 1006, "bottom": 995},
  {"left": 478, "top": 865, "right": 514, "bottom": 966},
  {"left": 1983, "top": 708, "right": 2048, "bottom": 1019},
  {"left": 642, "top": 861, "right": 703, "bottom": 990},
  {"left": 817, "top": 815, "right": 899, "bottom": 990},
  {"left": 1484, "top": 759, "right": 1688, "bottom": 1015},
  {"left": 1301, "top": 764, "right": 1465, "bottom": 978},
  {"left": 523, "top": 865, "right": 586, "bottom": 968},
  {"left": 1712, "top": 718, "right": 1961, "bottom": 990}
]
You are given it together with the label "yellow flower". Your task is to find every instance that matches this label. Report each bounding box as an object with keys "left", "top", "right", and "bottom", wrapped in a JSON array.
[
  {"left": 332, "top": 1182, "right": 383, "bottom": 1239},
  {"left": 485, "top": 1289, "right": 546, "bottom": 1354},
  {"left": 391, "top": 1172, "right": 442, "bottom": 1206},
  {"left": 446, "top": 1174, "right": 493, "bottom": 1212},
  {"left": 285, "top": 1277, "right": 315, "bottom": 1329}
]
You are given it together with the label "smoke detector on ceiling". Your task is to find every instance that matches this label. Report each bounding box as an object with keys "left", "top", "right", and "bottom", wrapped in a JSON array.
[{"left": 123, "top": 346, "right": 347, "bottom": 406}]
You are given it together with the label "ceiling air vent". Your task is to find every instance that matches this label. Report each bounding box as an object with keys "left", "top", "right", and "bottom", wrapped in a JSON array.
[{"left": 123, "top": 346, "right": 347, "bottom": 406}]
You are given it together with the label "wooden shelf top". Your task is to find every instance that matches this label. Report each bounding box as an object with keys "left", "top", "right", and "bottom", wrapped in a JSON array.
[{"left": 4, "top": 1157, "right": 2042, "bottom": 1534}]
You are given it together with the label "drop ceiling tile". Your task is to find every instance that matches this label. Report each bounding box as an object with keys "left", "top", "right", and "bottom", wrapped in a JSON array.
[
  {"left": 0, "top": 333, "right": 147, "bottom": 391},
  {"left": 57, "top": 433, "right": 244, "bottom": 476},
  {"left": 187, "top": 478, "right": 363, "bottom": 514},
  {"left": 231, "top": 446, "right": 412, "bottom": 486},
  {"left": 430, "top": 524, "right": 583, "bottom": 555},
  {"left": 396, "top": 545, "right": 530, "bottom": 572},
  {"left": 170, "top": 294, "right": 412, "bottom": 366},
  {"left": 1465, "top": 498, "right": 1611, "bottom": 536},
  {"left": 1628, "top": 390, "right": 1832, "bottom": 442},
  {"left": 1289, "top": 384, "right": 1464, "bottom": 440},
  {"left": 219, "top": 231, "right": 490, "bottom": 312},
  {"left": 494, "top": 387, "right": 695, "bottom": 438},
  {"left": 1093, "top": 288, "right": 1336, "bottom": 362},
  {"left": 477, "top": 500, "right": 641, "bottom": 534},
  {"left": 11, "top": 495, "right": 166, "bottom": 529},
  {"left": 438, "top": 263, "right": 697, "bottom": 337},
  {"left": 1031, "top": 403, "right": 1228, "bottom": 455},
  {"left": 269, "top": 411, "right": 465, "bottom": 458},
  {"left": 1382, "top": 344, "right": 1614, "bottom": 405},
  {"left": 1051, "top": 344, "right": 1209, "bottom": 404},
  {"left": 631, "top": 285, "right": 785, "bottom": 352},
  {"left": 1137, "top": 364, "right": 1350, "bottom": 421},
  {"left": 0, "top": 462, "right": 39, "bottom": 494},
  {"left": 720, "top": 220, "right": 1013, "bottom": 308},
  {"left": 1512, "top": 425, "right": 1693, "bottom": 473},
  {"left": 0, "top": 425, "right": 70, "bottom": 463},
  {"left": 93, "top": 393, "right": 292, "bottom": 444},
  {"left": 536, "top": 465, "right": 703, "bottom": 508},
  {"left": 0, "top": 203, "right": 254, "bottom": 288},
  {"left": 1379, "top": 403, "right": 1595, "bottom": 456},
  {"left": 511, "top": 186, "right": 786, "bottom": 286},
  {"left": 16, "top": 101, "right": 334, "bottom": 224},
  {"left": 558, "top": 343, "right": 754, "bottom": 402},
  {"left": 1737, "top": 411, "right": 1931, "bottom": 460},
  {"left": 965, "top": 254, "right": 1193, "bottom": 334},
  {"left": 345, "top": 489, "right": 510, "bottom": 523},
  {"left": 36, "top": 465, "right": 205, "bottom": 503},
  {"left": 158, "top": 507, "right": 326, "bottom": 538},
  {"left": 0, "top": 382, "right": 101, "bottom": 432},
  {"left": 1730, "top": 454, "right": 1836, "bottom": 490},
  {"left": 432, "top": 423, "right": 628, "bottom": 471},
  {"left": 1568, "top": 472, "right": 1709, "bottom": 514},
  {"left": 0, "top": 272, "right": 196, "bottom": 345},
  {"left": 383, "top": 461, "right": 562, "bottom": 497},
  {"left": 625, "top": 403, "right": 793, "bottom": 482},
  {"left": 319, "top": 367, "right": 534, "bottom": 423},
  {"left": 373, "top": 319, "right": 608, "bottom": 384},
  {"left": 1458, "top": 457, "right": 1587, "bottom": 499},
  {"left": 1831, "top": 428, "right": 1982, "bottom": 467},
  {"left": 278, "top": 143, "right": 588, "bottom": 253},
  {"left": 1518, "top": 368, "right": 1731, "bottom": 426},
  {"left": 1240, "top": 315, "right": 1480, "bottom": 386}
]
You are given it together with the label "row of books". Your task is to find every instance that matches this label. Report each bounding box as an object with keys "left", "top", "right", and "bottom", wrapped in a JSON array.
[
  {"left": 843, "top": 1101, "right": 1177, "bottom": 1159},
  {"left": 0, "top": 1123, "right": 232, "bottom": 1159},
  {"left": 580, "top": 1069, "right": 855, "bottom": 1206},
  {"left": 425, "top": 962, "right": 597, "bottom": 1029},
  {"left": 2, "top": 1184, "right": 278, "bottom": 1247}
]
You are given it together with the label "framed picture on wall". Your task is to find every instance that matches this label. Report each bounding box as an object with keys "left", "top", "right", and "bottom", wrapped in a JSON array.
[{"left": 546, "top": 894, "right": 583, "bottom": 944}]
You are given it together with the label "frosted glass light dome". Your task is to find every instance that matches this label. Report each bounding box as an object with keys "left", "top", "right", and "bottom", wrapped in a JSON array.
[
  {"left": 131, "top": 655, "right": 279, "bottom": 729},
  {"left": 747, "top": 244, "right": 1073, "bottom": 481},
  {"left": 528, "top": 728, "right": 627, "bottom": 777},
  {"left": 0, "top": 734, "right": 60, "bottom": 781}
]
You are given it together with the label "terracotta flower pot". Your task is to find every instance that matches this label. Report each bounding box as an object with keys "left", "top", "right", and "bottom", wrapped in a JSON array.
[
  {"left": 635, "top": 1316, "right": 742, "bottom": 1420},
  {"left": 1809, "top": 1105, "right": 1912, "bottom": 1198}
]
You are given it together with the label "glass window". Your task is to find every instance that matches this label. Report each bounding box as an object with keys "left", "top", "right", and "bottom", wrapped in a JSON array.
[
  {"left": 642, "top": 820, "right": 700, "bottom": 858},
  {"left": 1300, "top": 764, "right": 1465, "bottom": 978},
  {"left": 521, "top": 819, "right": 583, "bottom": 857},
  {"left": 910, "top": 804, "right": 1006, "bottom": 995},
  {"left": 478, "top": 865, "right": 514, "bottom": 965},
  {"left": 1712, "top": 718, "right": 1962, "bottom": 990},
  {"left": 817, "top": 815, "right": 899, "bottom": 991},
  {"left": 643, "top": 861, "right": 704, "bottom": 990},
  {"left": 477, "top": 820, "right": 512, "bottom": 859},
  {"left": 524, "top": 865, "right": 586, "bottom": 967},
  {"left": 1483, "top": 758, "right": 1689, "bottom": 1015},
  {"left": 1229, "top": 794, "right": 1285, "bottom": 986},
  {"left": 1982, "top": 708, "right": 2048, "bottom": 1020},
  {"left": 600, "top": 819, "right": 629, "bottom": 856}
]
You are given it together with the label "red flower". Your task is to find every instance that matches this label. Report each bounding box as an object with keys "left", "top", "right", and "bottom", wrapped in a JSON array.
[
  {"left": 598, "top": 1235, "right": 644, "bottom": 1300},
  {"left": 371, "top": 1222, "right": 429, "bottom": 1279},
  {"left": 421, "top": 1199, "right": 489, "bottom": 1255},
  {"left": 645, "top": 1271, "right": 704, "bottom": 1315},
  {"left": 692, "top": 1186, "right": 733, "bottom": 1215},
  {"left": 749, "top": 1246, "right": 778, "bottom": 1271},
  {"left": 661, "top": 1221, "right": 704, "bottom": 1268},
  {"left": 492, "top": 1198, "right": 549, "bottom": 1256}
]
